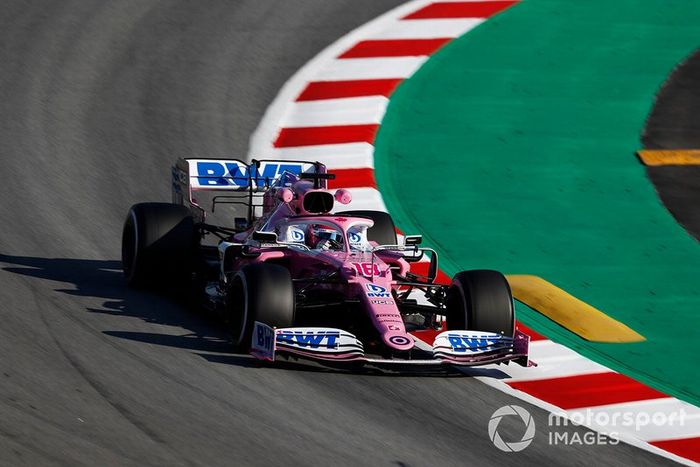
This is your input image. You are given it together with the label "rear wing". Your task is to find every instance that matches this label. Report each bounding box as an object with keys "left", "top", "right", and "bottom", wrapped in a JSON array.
[{"left": 171, "top": 158, "right": 327, "bottom": 222}]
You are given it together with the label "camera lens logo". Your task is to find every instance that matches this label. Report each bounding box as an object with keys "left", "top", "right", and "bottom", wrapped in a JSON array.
[
  {"left": 292, "top": 230, "right": 305, "bottom": 242},
  {"left": 488, "top": 405, "right": 536, "bottom": 452}
]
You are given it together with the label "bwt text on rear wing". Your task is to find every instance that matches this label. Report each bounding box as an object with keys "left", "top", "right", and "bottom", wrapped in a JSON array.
[{"left": 171, "top": 158, "right": 327, "bottom": 221}]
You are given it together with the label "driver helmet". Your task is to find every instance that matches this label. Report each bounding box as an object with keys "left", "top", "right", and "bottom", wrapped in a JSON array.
[{"left": 308, "top": 224, "right": 342, "bottom": 250}]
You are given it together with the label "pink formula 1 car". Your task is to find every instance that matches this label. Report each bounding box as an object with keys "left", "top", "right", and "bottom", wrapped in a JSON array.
[{"left": 121, "top": 159, "right": 530, "bottom": 367}]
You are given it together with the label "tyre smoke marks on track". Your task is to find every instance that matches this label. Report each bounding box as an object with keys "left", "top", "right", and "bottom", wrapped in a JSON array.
[{"left": 248, "top": 0, "right": 698, "bottom": 465}]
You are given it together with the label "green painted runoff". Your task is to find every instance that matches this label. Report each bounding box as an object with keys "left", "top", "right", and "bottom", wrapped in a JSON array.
[{"left": 374, "top": 0, "right": 700, "bottom": 405}]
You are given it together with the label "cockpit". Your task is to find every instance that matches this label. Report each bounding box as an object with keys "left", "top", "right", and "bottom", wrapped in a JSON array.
[{"left": 276, "top": 219, "right": 372, "bottom": 252}]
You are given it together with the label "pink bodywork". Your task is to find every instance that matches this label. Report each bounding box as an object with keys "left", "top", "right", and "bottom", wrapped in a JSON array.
[
  {"left": 232, "top": 179, "right": 417, "bottom": 352},
  {"left": 245, "top": 217, "right": 414, "bottom": 352}
]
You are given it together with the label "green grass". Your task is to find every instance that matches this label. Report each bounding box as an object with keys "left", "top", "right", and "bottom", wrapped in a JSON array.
[{"left": 374, "top": 0, "right": 700, "bottom": 405}]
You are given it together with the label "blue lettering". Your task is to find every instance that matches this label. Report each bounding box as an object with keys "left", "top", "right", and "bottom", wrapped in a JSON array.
[
  {"left": 254, "top": 163, "right": 278, "bottom": 188},
  {"left": 294, "top": 333, "right": 325, "bottom": 348},
  {"left": 448, "top": 336, "right": 465, "bottom": 351},
  {"left": 254, "top": 164, "right": 303, "bottom": 188},
  {"left": 278, "top": 164, "right": 303, "bottom": 176},
  {"left": 195, "top": 162, "right": 305, "bottom": 188},
  {"left": 224, "top": 162, "right": 250, "bottom": 187},
  {"left": 462, "top": 338, "right": 493, "bottom": 348},
  {"left": 276, "top": 333, "right": 292, "bottom": 345},
  {"left": 325, "top": 334, "right": 338, "bottom": 347},
  {"left": 256, "top": 326, "right": 265, "bottom": 347},
  {"left": 277, "top": 331, "right": 339, "bottom": 349},
  {"left": 196, "top": 162, "right": 227, "bottom": 186}
]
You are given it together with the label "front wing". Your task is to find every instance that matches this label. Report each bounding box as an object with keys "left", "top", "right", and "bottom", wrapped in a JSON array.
[{"left": 250, "top": 322, "right": 532, "bottom": 367}]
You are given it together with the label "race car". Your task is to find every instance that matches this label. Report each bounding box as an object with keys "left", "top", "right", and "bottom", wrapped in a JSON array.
[{"left": 121, "top": 158, "right": 531, "bottom": 367}]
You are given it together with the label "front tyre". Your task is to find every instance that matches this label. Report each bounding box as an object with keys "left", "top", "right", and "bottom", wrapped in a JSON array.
[
  {"left": 227, "top": 263, "right": 295, "bottom": 349},
  {"left": 445, "top": 269, "right": 515, "bottom": 336}
]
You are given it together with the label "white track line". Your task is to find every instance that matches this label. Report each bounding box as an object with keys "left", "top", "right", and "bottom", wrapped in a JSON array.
[
  {"left": 280, "top": 97, "right": 389, "bottom": 128},
  {"left": 496, "top": 340, "right": 612, "bottom": 382},
  {"left": 262, "top": 143, "right": 375, "bottom": 169},
  {"left": 314, "top": 57, "right": 429, "bottom": 81},
  {"left": 249, "top": 0, "right": 435, "bottom": 155},
  {"left": 564, "top": 398, "right": 700, "bottom": 442},
  {"left": 476, "top": 375, "right": 698, "bottom": 467},
  {"left": 368, "top": 18, "right": 484, "bottom": 39}
]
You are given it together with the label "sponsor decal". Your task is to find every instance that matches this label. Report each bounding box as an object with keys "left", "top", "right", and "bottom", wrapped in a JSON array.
[
  {"left": 172, "top": 167, "right": 188, "bottom": 184},
  {"left": 353, "top": 262, "right": 381, "bottom": 277},
  {"left": 388, "top": 335, "right": 411, "bottom": 346},
  {"left": 365, "top": 283, "right": 390, "bottom": 298},
  {"left": 276, "top": 330, "right": 339, "bottom": 349},
  {"left": 334, "top": 217, "right": 348, "bottom": 222},
  {"left": 448, "top": 334, "right": 502, "bottom": 353},
  {"left": 388, "top": 324, "right": 401, "bottom": 331},
  {"left": 256, "top": 325, "right": 274, "bottom": 350},
  {"left": 195, "top": 161, "right": 304, "bottom": 188},
  {"left": 348, "top": 231, "right": 363, "bottom": 244},
  {"left": 290, "top": 228, "right": 305, "bottom": 242},
  {"left": 251, "top": 322, "right": 275, "bottom": 360},
  {"left": 375, "top": 313, "right": 400, "bottom": 318},
  {"left": 371, "top": 300, "right": 395, "bottom": 306}
]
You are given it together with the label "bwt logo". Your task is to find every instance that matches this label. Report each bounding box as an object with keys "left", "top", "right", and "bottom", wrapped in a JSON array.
[
  {"left": 277, "top": 331, "right": 339, "bottom": 349},
  {"left": 196, "top": 162, "right": 304, "bottom": 187},
  {"left": 365, "top": 283, "right": 391, "bottom": 298},
  {"left": 448, "top": 334, "right": 500, "bottom": 352},
  {"left": 255, "top": 324, "right": 275, "bottom": 351}
]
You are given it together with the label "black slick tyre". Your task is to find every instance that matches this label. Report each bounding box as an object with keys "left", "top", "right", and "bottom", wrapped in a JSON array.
[
  {"left": 121, "top": 202, "right": 195, "bottom": 287},
  {"left": 227, "top": 263, "right": 295, "bottom": 350},
  {"left": 445, "top": 269, "right": 515, "bottom": 336}
]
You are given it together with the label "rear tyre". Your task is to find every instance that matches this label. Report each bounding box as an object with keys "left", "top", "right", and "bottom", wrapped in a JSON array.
[
  {"left": 227, "top": 263, "right": 295, "bottom": 349},
  {"left": 336, "top": 210, "right": 397, "bottom": 245},
  {"left": 121, "top": 203, "right": 195, "bottom": 287},
  {"left": 445, "top": 270, "right": 515, "bottom": 336}
]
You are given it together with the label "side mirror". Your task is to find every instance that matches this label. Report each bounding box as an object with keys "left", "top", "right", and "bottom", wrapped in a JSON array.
[
  {"left": 404, "top": 235, "right": 422, "bottom": 246},
  {"left": 427, "top": 249, "right": 438, "bottom": 283},
  {"left": 252, "top": 231, "right": 278, "bottom": 243}
]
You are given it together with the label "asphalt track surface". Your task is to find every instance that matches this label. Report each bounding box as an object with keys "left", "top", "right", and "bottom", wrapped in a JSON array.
[
  {"left": 642, "top": 48, "right": 700, "bottom": 241},
  {"left": 0, "top": 1, "right": 678, "bottom": 465}
]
